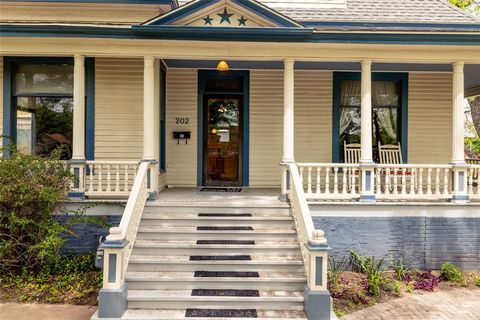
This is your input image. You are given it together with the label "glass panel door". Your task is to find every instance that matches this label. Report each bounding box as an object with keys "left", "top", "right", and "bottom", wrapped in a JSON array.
[{"left": 205, "top": 96, "right": 242, "bottom": 186}]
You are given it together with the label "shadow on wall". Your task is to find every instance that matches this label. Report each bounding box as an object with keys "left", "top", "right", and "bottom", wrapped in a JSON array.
[{"left": 312, "top": 216, "right": 480, "bottom": 270}]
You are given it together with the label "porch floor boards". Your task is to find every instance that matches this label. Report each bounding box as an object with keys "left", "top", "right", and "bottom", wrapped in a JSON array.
[{"left": 151, "top": 188, "right": 287, "bottom": 207}]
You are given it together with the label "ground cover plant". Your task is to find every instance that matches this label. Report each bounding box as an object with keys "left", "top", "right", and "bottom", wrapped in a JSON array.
[
  {"left": 328, "top": 251, "right": 480, "bottom": 318},
  {"left": 0, "top": 146, "right": 105, "bottom": 305}
]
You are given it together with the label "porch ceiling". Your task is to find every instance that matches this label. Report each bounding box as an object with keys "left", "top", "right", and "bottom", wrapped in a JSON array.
[{"left": 163, "top": 59, "right": 480, "bottom": 90}]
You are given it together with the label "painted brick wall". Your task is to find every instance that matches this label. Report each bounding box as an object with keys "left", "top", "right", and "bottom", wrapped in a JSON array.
[
  {"left": 313, "top": 217, "right": 480, "bottom": 270},
  {"left": 55, "top": 216, "right": 121, "bottom": 255}
]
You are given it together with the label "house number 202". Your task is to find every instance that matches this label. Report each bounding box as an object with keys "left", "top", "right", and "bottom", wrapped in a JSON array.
[{"left": 175, "top": 117, "right": 190, "bottom": 124}]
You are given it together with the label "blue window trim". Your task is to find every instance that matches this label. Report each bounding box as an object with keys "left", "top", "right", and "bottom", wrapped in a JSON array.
[
  {"left": 2, "top": 56, "right": 95, "bottom": 159},
  {"left": 159, "top": 60, "right": 167, "bottom": 172},
  {"left": 197, "top": 70, "right": 249, "bottom": 186},
  {"left": 332, "top": 72, "right": 409, "bottom": 163}
]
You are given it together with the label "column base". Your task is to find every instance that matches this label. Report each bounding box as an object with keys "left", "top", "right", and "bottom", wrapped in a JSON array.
[
  {"left": 278, "top": 193, "right": 288, "bottom": 202},
  {"left": 304, "top": 287, "right": 332, "bottom": 320},
  {"left": 68, "top": 192, "right": 85, "bottom": 199},
  {"left": 450, "top": 195, "right": 470, "bottom": 203},
  {"left": 98, "top": 284, "right": 127, "bottom": 319},
  {"left": 359, "top": 194, "right": 376, "bottom": 203},
  {"left": 148, "top": 191, "right": 158, "bottom": 200}
]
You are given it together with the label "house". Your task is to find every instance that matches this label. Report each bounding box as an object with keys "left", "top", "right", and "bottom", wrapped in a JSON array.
[{"left": 1, "top": 0, "right": 480, "bottom": 319}]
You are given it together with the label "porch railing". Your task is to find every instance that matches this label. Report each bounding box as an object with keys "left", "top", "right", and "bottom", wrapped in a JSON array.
[
  {"left": 69, "top": 160, "right": 140, "bottom": 198},
  {"left": 296, "top": 162, "right": 478, "bottom": 201}
]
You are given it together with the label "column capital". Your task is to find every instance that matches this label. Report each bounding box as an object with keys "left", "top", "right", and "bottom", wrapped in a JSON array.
[
  {"left": 144, "top": 56, "right": 155, "bottom": 66},
  {"left": 283, "top": 58, "right": 295, "bottom": 66},
  {"left": 453, "top": 61, "right": 464, "bottom": 72},
  {"left": 361, "top": 60, "right": 372, "bottom": 68}
]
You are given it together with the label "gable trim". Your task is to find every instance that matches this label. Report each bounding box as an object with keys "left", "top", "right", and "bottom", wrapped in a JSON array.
[{"left": 143, "top": 0, "right": 302, "bottom": 28}]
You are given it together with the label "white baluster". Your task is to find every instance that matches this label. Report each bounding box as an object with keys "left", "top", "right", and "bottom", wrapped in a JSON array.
[
  {"left": 475, "top": 168, "right": 480, "bottom": 196},
  {"left": 401, "top": 168, "right": 406, "bottom": 195},
  {"left": 418, "top": 168, "right": 424, "bottom": 195},
  {"left": 426, "top": 168, "right": 432, "bottom": 195},
  {"left": 98, "top": 164, "right": 103, "bottom": 193},
  {"left": 434, "top": 168, "right": 440, "bottom": 195},
  {"left": 392, "top": 168, "right": 398, "bottom": 195},
  {"left": 376, "top": 167, "right": 382, "bottom": 196},
  {"left": 443, "top": 168, "right": 449, "bottom": 195},
  {"left": 324, "top": 167, "right": 330, "bottom": 195},
  {"left": 307, "top": 167, "right": 312, "bottom": 195},
  {"left": 299, "top": 166, "right": 304, "bottom": 191},
  {"left": 384, "top": 168, "right": 391, "bottom": 195},
  {"left": 88, "top": 164, "right": 94, "bottom": 193},
  {"left": 351, "top": 167, "right": 357, "bottom": 195},
  {"left": 316, "top": 167, "right": 321, "bottom": 195},
  {"left": 410, "top": 168, "right": 416, "bottom": 195},
  {"left": 106, "top": 164, "right": 112, "bottom": 193},
  {"left": 333, "top": 167, "right": 339, "bottom": 194},
  {"left": 115, "top": 165, "right": 120, "bottom": 193},
  {"left": 342, "top": 167, "right": 348, "bottom": 195},
  {"left": 124, "top": 165, "right": 129, "bottom": 192}
]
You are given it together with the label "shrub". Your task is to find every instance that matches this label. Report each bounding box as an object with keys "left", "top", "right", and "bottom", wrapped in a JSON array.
[
  {"left": 474, "top": 276, "right": 480, "bottom": 287},
  {"left": 413, "top": 270, "right": 441, "bottom": 291},
  {"left": 350, "top": 250, "right": 384, "bottom": 296},
  {"left": 328, "top": 256, "right": 349, "bottom": 290},
  {"left": 441, "top": 262, "right": 464, "bottom": 284},
  {"left": 391, "top": 257, "right": 410, "bottom": 281}
]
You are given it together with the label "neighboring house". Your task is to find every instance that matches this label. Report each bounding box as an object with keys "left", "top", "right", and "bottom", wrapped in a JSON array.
[{"left": 1, "top": 0, "right": 480, "bottom": 319}]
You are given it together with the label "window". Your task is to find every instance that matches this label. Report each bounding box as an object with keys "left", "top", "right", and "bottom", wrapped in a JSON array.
[
  {"left": 14, "top": 63, "right": 74, "bottom": 159},
  {"left": 160, "top": 64, "right": 166, "bottom": 171},
  {"left": 333, "top": 72, "right": 408, "bottom": 163}
]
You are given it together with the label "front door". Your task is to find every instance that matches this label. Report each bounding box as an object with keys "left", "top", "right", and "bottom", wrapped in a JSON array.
[{"left": 204, "top": 95, "right": 242, "bottom": 186}]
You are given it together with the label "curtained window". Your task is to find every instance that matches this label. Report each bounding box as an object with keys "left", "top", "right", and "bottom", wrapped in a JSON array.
[{"left": 339, "top": 79, "right": 401, "bottom": 162}]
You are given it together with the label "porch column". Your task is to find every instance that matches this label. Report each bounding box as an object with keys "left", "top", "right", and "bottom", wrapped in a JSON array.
[
  {"left": 281, "top": 59, "right": 295, "bottom": 200},
  {"left": 452, "top": 62, "right": 465, "bottom": 164},
  {"left": 451, "top": 61, "right": 468, "bottom": 202},
  {"left": 72, "top": 54, "right": 85, "bottom": 160},
  {"left": 360, "top": 60, "right": 373, "bottom": 163},
  {"left": 359, "top": 60, "right": 375, "bottom": 202},
  {"left": 143, "top": 56, "right": 155, "bottom": 161}
]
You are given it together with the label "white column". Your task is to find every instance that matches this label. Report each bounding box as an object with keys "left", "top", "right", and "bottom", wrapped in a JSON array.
[
  {"left": 283, "top": 59, "right": 295, "bottom": 163},
  {"left": 72, "top": 54, "right": 85, "bottom": 160},
  {"left": 143, "top": 56, "right": 155, "bottom": 160},
  {"left": 360, "top": 60, "right": 373, "bottom": 163},
  {"left": 452, "top": 61, "right": 465, "bottom": 164}
]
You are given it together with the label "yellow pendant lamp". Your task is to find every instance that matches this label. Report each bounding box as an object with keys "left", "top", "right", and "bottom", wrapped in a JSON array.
[{"left": 216, "top": 60, "right": 229, "bottom": 72}]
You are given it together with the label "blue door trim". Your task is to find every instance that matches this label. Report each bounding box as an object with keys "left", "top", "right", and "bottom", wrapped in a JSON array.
[
  {"left": 2, "top": 56, "right": 95, "bottom": 159},
  {"left": 332, "top": 71, "right": 409, "bottom": 163},
  {"left": 197, "top": 70, "right": 249, "bottom": 186}
]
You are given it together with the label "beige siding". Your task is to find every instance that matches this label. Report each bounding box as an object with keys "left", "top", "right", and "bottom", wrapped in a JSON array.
[
  {"left": 166, "top": 69, "right": 198, "bottom": 187},
  {"left": 249, "top": 70, "right": 332, "bottom": 187},
  {"left": 295, "top": 70, "right": 333, "bottom": 163},
  {"left": 249, "top": 70, "right": 283, "bottom": 187},
  {"left": 95, "top": 58, "right": 143, "bottom": 160},
  {"left": 0, "top": 3, "right": 170, "bottom": 25},
  {"left": 408, "top": 72, "right": 453, "bottom": 164}
]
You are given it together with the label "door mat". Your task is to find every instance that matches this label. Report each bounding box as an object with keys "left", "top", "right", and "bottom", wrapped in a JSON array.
[
  {"left": 196, "top": 240, "right": 255, "bottom": 245},
  {"left": 191, "top": 289, "right": 259, "bottom": 297},
  {"left": 186, "top": 309, "right": 257, "bottom": 318},
  {"left": 190, "top": 255, "right": 251, "bottom": 261},
  {"left": 197, "top": 226, "right": 253, "bottom": 231},
  {"left": 200, "top": 187, "right": 242, "bottom": 192},
  {"left": 198, "top": 213, "right": 252, "bottom": 217},
  {"left": 194, "top": 271, "right": 259, "bottom": 278}
]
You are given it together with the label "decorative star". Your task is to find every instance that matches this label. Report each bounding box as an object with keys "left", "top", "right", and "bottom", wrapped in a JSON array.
[
  {"left": 238, "top": 15, "right": 247, "bottom": 26},
  {"left": 217, "top": 8, "right": 233, "bottom": 24},
  {"left": 203, "top": 15, "right": 213, "bottom": 25}
]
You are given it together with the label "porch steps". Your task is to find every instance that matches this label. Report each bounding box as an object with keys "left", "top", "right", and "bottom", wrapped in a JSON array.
[{"left": 120, "top": 205, "right": 307, "bottom": 319}]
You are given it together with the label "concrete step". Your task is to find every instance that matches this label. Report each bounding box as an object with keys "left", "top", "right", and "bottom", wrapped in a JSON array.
[
  {"left": 140, "top": 214, "right": 293, "bottom": 227},
  {"left": 136, "top": 226, "right": 297, "bottom": 241},
  {"left": 132, "top": 240, "right": 301, "bottom": 256},
  {"left": 91, "top": 309, "right": 307, "bottom": 320},
  {"left": 126, "top": 271, "right": 307, "bottom": 290},
  {"left": 127, "top": 289, "right": 304, "bottom": 310},
  {"left": 127, "top": 255, "right": 304, "bottom": 272}
]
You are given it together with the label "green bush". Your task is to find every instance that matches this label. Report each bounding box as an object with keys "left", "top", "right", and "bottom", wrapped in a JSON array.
[
  {"left": 391, "top": 257, "right": 410, "bottom": 281},
  {"left": 474, "top": 276, "right": 480, "bottom": 287},
  {"left": 350, "top": 250, "right": 384, "bottom": 296},
  {"left": 328, "top": 256, "right": 349, "bottom": 290},
  {"left": 441, "top": 262, "right": 464, "bottom": 284}
]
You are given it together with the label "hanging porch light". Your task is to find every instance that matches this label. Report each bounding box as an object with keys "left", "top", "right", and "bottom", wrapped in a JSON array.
[{"left": 216, "top": 60, "right": 229, "bottom": 72}]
